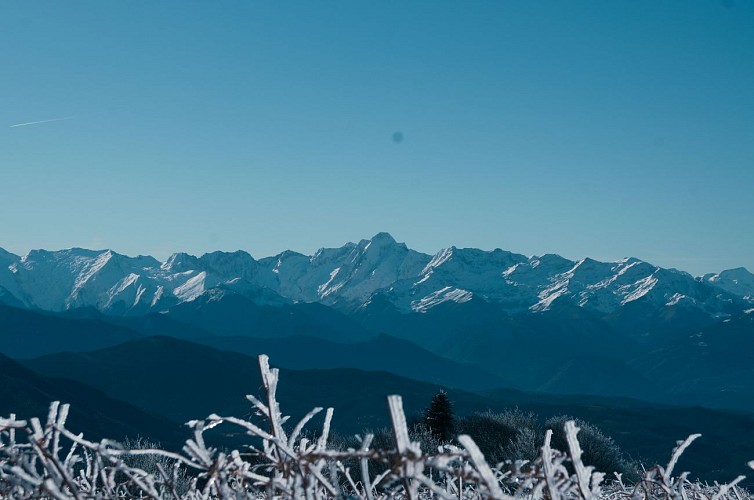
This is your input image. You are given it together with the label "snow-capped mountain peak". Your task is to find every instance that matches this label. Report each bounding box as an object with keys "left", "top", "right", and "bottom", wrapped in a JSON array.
[
  {"left": 161, "top": 252, "right": 201, "bottom": 272},
  {"left": 701, "top": 267, "right": 754, "bottom": 302}
]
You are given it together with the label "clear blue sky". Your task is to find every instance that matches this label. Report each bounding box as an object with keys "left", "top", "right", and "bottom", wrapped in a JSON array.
[{"left": 1, "top": 1, "right": 752, "bottom": 275}]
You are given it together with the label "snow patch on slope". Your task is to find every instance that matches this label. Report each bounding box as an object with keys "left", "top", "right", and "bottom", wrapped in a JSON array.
[
  {"left": 620, "top": 274, "right": 659, "bottom": 304},
  {"left": 411, "top": 286, "right": 472, "bottom": 313},
  {"left": 173, "top": 271, "right": 213, "bottom": 302}
]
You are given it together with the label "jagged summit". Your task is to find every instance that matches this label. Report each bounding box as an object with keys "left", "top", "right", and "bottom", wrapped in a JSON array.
[
  {"left": 162, "top": 252, "right": 200, "bottom": 272},
  {"left": 705, "top": 266, "right": 753, "bottom": 280},
  {"left": 199, "top": 250, "right": 257, "bottom": 277},
  {"left": 0, "top": 238, "right": 751, "bottom": 317},
  {"left": 368, "top": 231, "right": 399, "bottom": 244},
  {"left": 348, "top": 232, "right": 410, "bottom": 254},
  {"left": 701, "top": 267, "right": 754, "bottom": 299}
]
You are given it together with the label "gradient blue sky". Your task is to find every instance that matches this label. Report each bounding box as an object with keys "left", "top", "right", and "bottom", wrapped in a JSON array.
[{"left": 1, "top": 1, "right": 752, "bottom": 275}]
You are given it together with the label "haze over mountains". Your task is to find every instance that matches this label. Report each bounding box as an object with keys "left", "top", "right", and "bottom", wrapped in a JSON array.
[{"left": 2, "top": 233, "right": 754, "bottom": 410}]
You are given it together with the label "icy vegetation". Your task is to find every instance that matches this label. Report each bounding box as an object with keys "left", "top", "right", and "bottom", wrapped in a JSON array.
[{"left": 1, "top": 356, "right": 752, "bottom": 499}]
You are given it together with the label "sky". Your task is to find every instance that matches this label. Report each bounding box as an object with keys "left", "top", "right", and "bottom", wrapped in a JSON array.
[{"left": 1, "top": 1, "right": 753, "bottom": 276}]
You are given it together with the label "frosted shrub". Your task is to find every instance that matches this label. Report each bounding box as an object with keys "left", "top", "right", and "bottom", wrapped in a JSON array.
[
  {"left": 0, "top": 354, "right": 751, "bottom": 499},
  {"left": 545, "top": 416, "right": 639, "bottom": 481},
  {"left": 458, "top": 409, "right": 541, "bottom": 465}
]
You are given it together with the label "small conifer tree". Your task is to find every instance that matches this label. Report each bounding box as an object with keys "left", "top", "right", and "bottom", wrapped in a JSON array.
[{"left": 424, "top": 389, "right": 454, "bottom": 442}]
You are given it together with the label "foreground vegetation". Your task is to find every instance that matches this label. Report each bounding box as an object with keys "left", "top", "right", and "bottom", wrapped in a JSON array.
[{"left": 1, "top": 355, "right": 751, "bottom": 499}]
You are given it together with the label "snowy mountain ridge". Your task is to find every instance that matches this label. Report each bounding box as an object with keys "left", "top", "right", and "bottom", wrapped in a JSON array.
[{"left": 0, "top": 233, "right": 752, "bottom": 319}]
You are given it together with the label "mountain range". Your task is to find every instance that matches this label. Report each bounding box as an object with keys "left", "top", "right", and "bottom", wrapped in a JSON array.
[
  {"left": 1, "top": 233, "right": 751, "bottom": 319},
  {"left": 2, "top": 233, "right": 754, "bottom": 411}
]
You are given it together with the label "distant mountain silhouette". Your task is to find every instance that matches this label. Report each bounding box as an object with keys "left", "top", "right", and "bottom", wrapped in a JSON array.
[
  {"left": 163, "top": 292, "right": 374, "bottom": 342},
  {"left": 0, "top": 351, "right": 182, "bottom": 448},
  {"left": 192, "top": 333, "right": 509, "bottom": 391},
  {"left": 0, "top": 303, "right": 142, "bottom": 358},
  {"left": 630, "top": 312, "right": 754, "bottom": 410}
]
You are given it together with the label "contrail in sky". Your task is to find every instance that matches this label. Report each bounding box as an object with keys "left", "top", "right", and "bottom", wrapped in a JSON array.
[{"left": 9, "top": 116, "right": 74, "bottom": 128}]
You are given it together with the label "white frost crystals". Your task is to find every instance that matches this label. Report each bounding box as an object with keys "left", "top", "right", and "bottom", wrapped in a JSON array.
[{"left": 2, "top": 355, "right": 751, "bottom": 499}]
